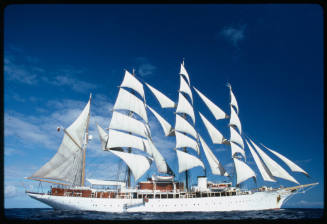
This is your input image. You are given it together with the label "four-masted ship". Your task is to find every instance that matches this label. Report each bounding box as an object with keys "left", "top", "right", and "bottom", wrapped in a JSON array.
[{"left": 25, "top": 60, "right": 318, "bottom": 212}]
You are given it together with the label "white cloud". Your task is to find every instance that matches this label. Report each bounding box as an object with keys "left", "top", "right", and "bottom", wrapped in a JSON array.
[
  {"left": 4, "top": 48, "right": 97, "bottom": 93},
  {"left": 135, "top": 57, "right": 156, "bottom": 77},
  {"left": 49, "top": 75, "right": 96, "bottom": 93},
  {"left": 220, "top": 24, "right": 247, "bottom": 47},
  {"left": 5, "top": 147, "right": 24, "bottom": 156},
  {"left": 5, "top": 185, "right": 17, "bottom": 198}
]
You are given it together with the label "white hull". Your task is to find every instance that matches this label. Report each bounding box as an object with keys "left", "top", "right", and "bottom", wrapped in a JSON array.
[{"left": 27, "top": 190, "right": 292, "bottom": 212}]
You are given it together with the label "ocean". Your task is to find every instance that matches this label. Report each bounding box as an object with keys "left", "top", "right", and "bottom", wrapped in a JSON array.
[{"left": 4, "top": 208, "right": 324, "bottom": 221}]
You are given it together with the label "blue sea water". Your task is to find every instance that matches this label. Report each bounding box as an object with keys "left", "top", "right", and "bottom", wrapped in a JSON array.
[{"left": 4, "top": 208, "right": 324, "bottom": 221}]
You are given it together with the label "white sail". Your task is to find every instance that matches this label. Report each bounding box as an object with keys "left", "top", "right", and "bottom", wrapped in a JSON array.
[
  {"left": 87, "top": 178, "right": 126, "bottom": 187},
  {"left": 30, "top": 97, "right": 91, "bottom": 186},
  {"left": 245, "top": 140, "right": 276, "bottom": 182},
  {"left": 175, "top": 114, "right": 197, "bottom": 139},
  {"left": 176, "top": 92, "right": 195, "bottom": 124},
  {"left": 199, "top": 112, "right": 225, "bottom": 144},
  {"left": 96, "top": 123, "right": 108, "bottom": 150},
  {"left": 145, "top": 83, "right": 175, "bottom": 108},
  {"left": 66, "top": 98, "right": 91, "bottom": 148},
  {"left": 229, "top": 126, "right": 244, "bottom": 149},
  {"left": 176, "top": 149, "right": 204, "bottom": 173},
  {"left": 179, "top": 75, "right": 193, "bottom": 103},
  {"left": 230, "top": 141, "right": 246, "bottom": 159},
  {"left": 109, "top": 111, "right": 149, "bottom": 138},
  {"left": 233, "top": 157, "right": 256, "bottom": 185},
  {"left": 120, "top": 70, "right": 145, "bottom": 99},
  {"left": 179, "top": 63, "right": 190, "bottom": 86},
  {"left": 193, "top": 87, "right": 227, "bottom": 120},
  {"left": 146, "top": 139, "right": 172, "bottom": 174},
  {"left": 261, "top": 144, "right": 309, "bottom": 177},
  {"left": 199, "top": 135, "right": 229, "bottom": 176},
  {"left": 106, "top": 129, "right": 146, "bottom": 152},
  {"left": 229, "top": 85, "right": 239, "bottom": 114},
  {"left": 249, "top": 139, "right": 299, "bottom": 184},
  {"left": 175, "top": 131, "right": 199, "bottom": 154},
  {"left": 113, "top": 88, "right": 148, "bottom": 123},
  {"left": 147, "top": 105, "right": 174, "bottom": 136},
  {"left": 229, "top": 106, "right": 242, "bottom": 134},
  {"left": 110, "top": 150, "right": 152, "bottom": 181}
]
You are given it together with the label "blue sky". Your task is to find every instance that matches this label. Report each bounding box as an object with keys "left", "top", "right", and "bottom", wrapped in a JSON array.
[{"left": 4, "top": 4, "right": 323, "bottom": 209}]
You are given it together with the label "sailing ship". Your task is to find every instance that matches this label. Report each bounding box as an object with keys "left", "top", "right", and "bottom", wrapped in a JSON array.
[{"left": 25, "top": 60, "right": 318, "bottom": 212}]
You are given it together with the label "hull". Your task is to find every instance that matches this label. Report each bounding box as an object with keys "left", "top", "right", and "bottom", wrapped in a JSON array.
[{"left": 27, "top": 190, "right": 292, "bottom": 212}]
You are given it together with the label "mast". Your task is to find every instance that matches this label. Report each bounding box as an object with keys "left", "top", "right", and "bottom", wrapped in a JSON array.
[
  {"left": 81, "top": 93, "right": 92, "bottom": 187},
  {"left": 175, "top": 59, "right": 205, "bottom": 191},
  {"left": 127, "top": 68, "right": 136, "bottom": 188}
]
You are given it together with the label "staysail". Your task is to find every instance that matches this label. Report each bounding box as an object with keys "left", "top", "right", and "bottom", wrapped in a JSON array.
[
  {"left": 193, "top": 87, "right": 227, "bottom": 120},
  {"left": 261, "top": 144, "right": 309, "bottom": 177},
  {"left": 248, "top": 138, "right": 299, "bottom": 184},
  {"left": 245, "top": 139, "right": 276, "bottom": 182},
  {"left": 199, "top": 112, "right": 226, "bottom": 144},
  {"left": 199, "top": 135, "right": 228, "bottom": 176},
  {"left": 147, "top": 105, "right": 174, "bottom": 136},
  {"left": 145, "top": 83, "right": 176, "bottom": 108},
  {"left": 233, "top": 157, "right": 256, "bottom": 185}
]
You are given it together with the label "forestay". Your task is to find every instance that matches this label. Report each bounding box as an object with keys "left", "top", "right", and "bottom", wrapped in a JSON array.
[
  {"left": 199, "top": 112, "right": 225, "bottom": 144},
  {"left": 176, "top": 149, "right": 205, "bottom": 173},
  {"left": 109, "top": 111, "right": 149, "bottom": 138},
  {"left": 110, "top": 150, "right": 152, "bottom": 181},
  {"left": 147, "top": 105, "right": 174, "bottom": 136},
  {"left": 199, "top": 135, "right": 229, "bottom": 176},
  {"left": 249, "top": 139, "right": 299, "bottom": 184},
  {"left": 145, "top": 83, "right": 175, "bottom": 108},
  {"left": 261, "top": 144, "right": 309, "bottom": 177},
  {"left": 245, "top": 140, "right": 276, "bottom": 182},
  {"left": 176, "top": 92, "right": 195, "bottom": 124},
  {"left": 193, "top": 87, "right": 227, "bottom": 120},
  {"left": 175, "top": 131, "right": 200, "bottom": 154},
  {"left": 113, "top": 88, "right": 148, "bottom": 123},
  {"left": 233, "top": 157, "right": 256, "bottom": 185},
  {"left": 120, "top": 70, "right": 145, "bottom": 99},
  {"left": 175, "top": 114, "right": 198, "bottom": 139}
]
